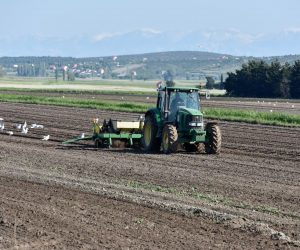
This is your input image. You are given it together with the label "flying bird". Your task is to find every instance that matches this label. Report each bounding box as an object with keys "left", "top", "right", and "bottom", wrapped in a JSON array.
[{"left": 42, "top": 135, "right": 50, "bottom": 141}]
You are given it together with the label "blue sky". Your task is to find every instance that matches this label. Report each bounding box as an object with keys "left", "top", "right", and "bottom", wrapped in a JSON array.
[{"left": 0, "top": 0, "right": 300, "bottom": 56}]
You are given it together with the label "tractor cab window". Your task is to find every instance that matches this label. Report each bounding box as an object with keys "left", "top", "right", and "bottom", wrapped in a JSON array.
[
  {"left": 186, "top": 91, "right": 200, "bottom": 110},
  {"left": 168, "top": 91, "right": 200, "bottom": 121}
]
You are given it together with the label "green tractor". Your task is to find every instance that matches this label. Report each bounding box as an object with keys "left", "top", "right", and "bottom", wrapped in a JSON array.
[{"left": 142, "top": 86, "right": 221, "bottom": 154}]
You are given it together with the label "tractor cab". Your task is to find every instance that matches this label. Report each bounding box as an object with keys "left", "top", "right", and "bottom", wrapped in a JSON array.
[{"left": 157, "top": 86, "right": 201, "bottom": 123}]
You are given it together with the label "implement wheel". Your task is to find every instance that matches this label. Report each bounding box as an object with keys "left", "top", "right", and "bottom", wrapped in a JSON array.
[
  {"left": 205, "top": 123, "right": 221, "bottom": 154},
  {"left": 142, "top": 114, "right": 161, "bottom": 152},
  {"left": 162, "top": 124, "right": 178, "bottom": 154}
]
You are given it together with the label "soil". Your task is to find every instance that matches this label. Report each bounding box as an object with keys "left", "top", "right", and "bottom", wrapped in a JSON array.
[{"left": 0, "top": 102, "right": 299, "bottom": 249}]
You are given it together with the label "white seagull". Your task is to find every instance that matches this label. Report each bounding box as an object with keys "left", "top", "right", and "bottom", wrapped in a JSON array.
[
  {"left": 16, "top": 124, "right": 22, "bottom": 130},
  {"left": 42, "top": 135, "right": 50, "bottom": 141},
  {"left": 31, "top": 124, "right": 44, "bottom": 129},
  {"left": 22, "top": 127, "right": 28, "bottom": 134},
  {"left": 7, "top": 131, "right": 13, "bottom": 136},
  {"left": 22, "top": 121, "right": 28, "bottom": 134},
  {"left": 0, "top": 118, "right": 4, "bottom": 131}
]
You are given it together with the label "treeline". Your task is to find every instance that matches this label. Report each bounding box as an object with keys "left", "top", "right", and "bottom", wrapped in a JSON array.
[
  {"left": 225, "top": 60, "right": 300, "bottom": 99},
  {"left": 17, "top": 63, "right": 47, "bottom": 77}
]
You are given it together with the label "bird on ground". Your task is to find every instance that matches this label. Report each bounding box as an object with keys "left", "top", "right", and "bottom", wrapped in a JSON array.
[
  {"left": 80, "top": 133, "right": 85, "bottom": 139},
  {"left": 16, "top": 124, "right": 22, "bottom": 130},
  {"left": 42, "top": 135, "right": 50, "bottom": 141},
  {"left": 31, "top": 124, "right": 44, "bottom": 129},
  {"left": 7, "top": 131, "right": 13, "bottom": 136},
  {"left": 22, "top": 121, "right": 28, "bottom": 134},
  {"left": 22, "top": 127, "right": 28, "bottom": 134},
  {"left": 0, "top": 118, "right": 4, "bottom": 131}
]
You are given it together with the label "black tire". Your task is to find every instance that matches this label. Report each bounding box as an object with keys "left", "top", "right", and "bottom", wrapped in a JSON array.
[
  {"left": 162, "top": 124, "right": 178, "bottom": 154},
  {"left": 205, "top": 123, "right": 221, "bottom": 154},
  {"left": 94, "top": 139, "right": 102, "bottom": 148},
  {"left": 184, "top": 143, "right": 203, "bottom": 153},
  {"left": 142, "top": 114, "right": 161, "bottom": 152}
]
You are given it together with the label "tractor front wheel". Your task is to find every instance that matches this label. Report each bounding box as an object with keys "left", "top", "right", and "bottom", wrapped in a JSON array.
[
  {"left": 162, "top": 124, "right": 178, "bottom": 154},
  {"left": 204, "top": 123, "right": 221, "bottom": 154},
  {"left": 142, "top": 114, "right": 161, "bottom": 152}
]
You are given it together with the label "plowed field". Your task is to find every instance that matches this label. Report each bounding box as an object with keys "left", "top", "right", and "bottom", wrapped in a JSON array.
[{"left": 0, "top": 102, "right": 299, "bottom": 249}]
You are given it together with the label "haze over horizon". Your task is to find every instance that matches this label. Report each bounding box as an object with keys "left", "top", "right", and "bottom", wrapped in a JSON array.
[{"left": 1, "top": 0, "right": 299, "bottom": 57}]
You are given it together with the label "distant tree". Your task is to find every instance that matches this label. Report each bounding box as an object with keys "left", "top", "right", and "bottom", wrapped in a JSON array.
[
  {"left": 290, "top": 60, "right": 300, "bottom": 98},
  {"left": 205, "top": 76, "right": 215, "bottom": 89},
  {"left": 220, "top": 74, "right": 224, "bottom": 84},
  {"left": 166, "top": 80, "right": 175, "bottom": 87},
  {"left": 62, "top": 69, "right": 66, "bottom": 81},
  {"left": 0, "top": 66, "right": 6, "bottom": 77},
  {"left": 186, "top": 72, "right": 190, "bottom": 80},
  {"left": 220, "top": 74, "right": 225, "bottom": 89},
  {"left": 67, "top": 70, "right": 75, "bottom": 81},
  {"left": 163, "top": 70, "right": 174, "bottom": 82},
  {"left": 55, "top": 68, "right": 59, "bottom": 81}
]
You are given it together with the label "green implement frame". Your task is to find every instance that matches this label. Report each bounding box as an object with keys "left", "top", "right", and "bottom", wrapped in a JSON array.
[
  {"left": 94, "top": 132, "right": 142, "bottom": 146},
  {"left": 62, "top": 134, "right": 93, "bottom": 144},
  {"left": 62, "top": 132, "right": 142, "bottom": 147}
]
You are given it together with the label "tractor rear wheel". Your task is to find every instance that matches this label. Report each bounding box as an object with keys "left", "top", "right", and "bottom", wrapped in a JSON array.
[
  {"left": 204, "top": 123, "right": 221, "bottom": 154},
  {"left": 142, "top": 114, "right": 161, "bottom": 152},
  {"left": 162, "top": 124, "right": 178, "bottom": 154},
  {"left": 184, "top": 143, "right": 203, "bottom": 152}
]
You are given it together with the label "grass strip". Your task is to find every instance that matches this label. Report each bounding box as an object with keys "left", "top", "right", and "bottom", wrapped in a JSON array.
[
  {"left": 0, "top": 87, "right": 156, "bottom": 96},
  {"left": 125, "top": 180, "right": 300, "bottom": 219},
  {"left": 204, "top": 108, "right": 300, "bottom": 126},
  {"left": 0, "top": 93, "right": 299, "bottom": 126}
]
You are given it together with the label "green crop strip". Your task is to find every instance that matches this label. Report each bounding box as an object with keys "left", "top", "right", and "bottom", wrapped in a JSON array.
[{"left": 0, "top": 93, "right": 299, "bottom": 126}]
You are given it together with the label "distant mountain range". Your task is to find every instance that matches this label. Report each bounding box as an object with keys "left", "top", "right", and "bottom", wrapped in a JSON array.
[{"left": 0, "top": 29, "right": 300, "bottom": 57}]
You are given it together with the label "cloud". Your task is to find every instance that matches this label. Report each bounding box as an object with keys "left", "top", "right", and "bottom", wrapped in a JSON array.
[
  {"left": 140, "top": 28, "right": 162, "bottom": 35},
  {"left": 93, "top": 32, "right": 121, "bottom": 41},
  {"left": 285, "top": 27, "right": 300, "bottom": 33}
]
